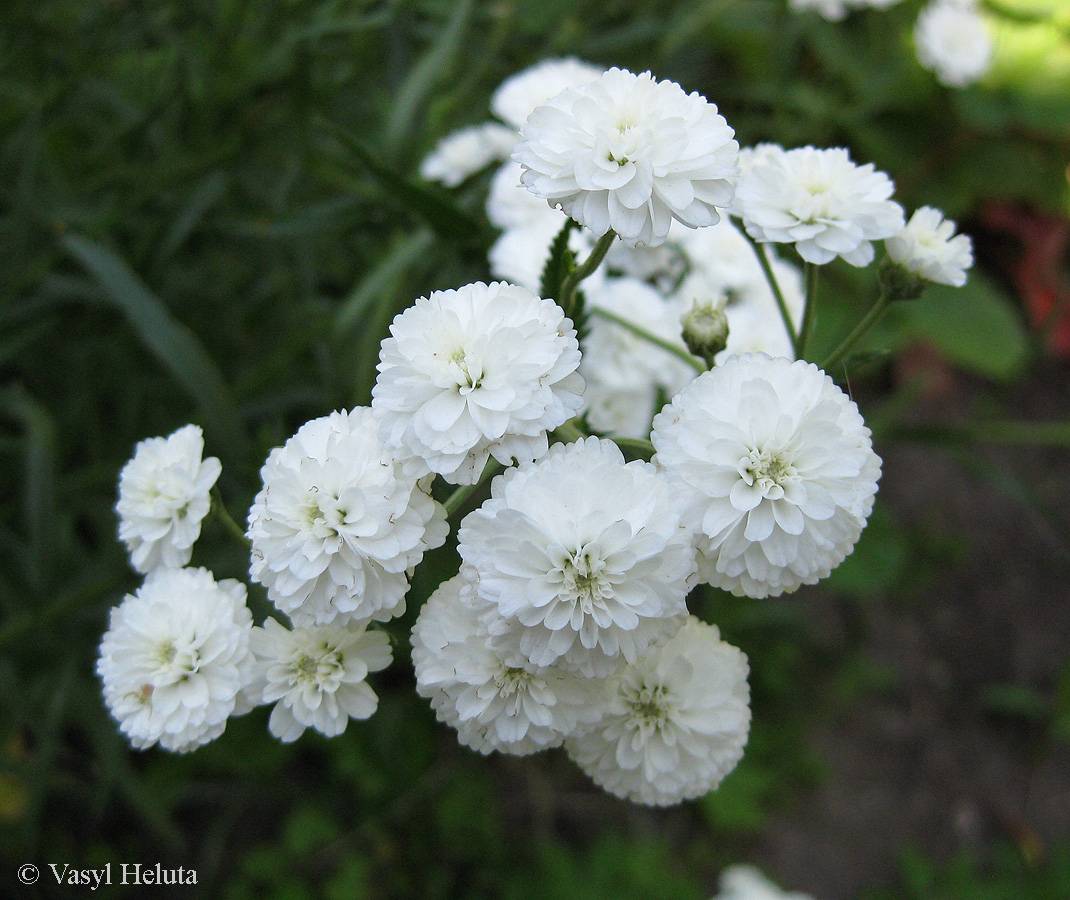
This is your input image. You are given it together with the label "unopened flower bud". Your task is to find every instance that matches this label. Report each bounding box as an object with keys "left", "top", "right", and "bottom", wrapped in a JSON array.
[
  {"left": 878, "top": 255, "right": 927, "bottom": 303},
  {"left": 680, "top": 298, "right": 730, "bottom": 367}
]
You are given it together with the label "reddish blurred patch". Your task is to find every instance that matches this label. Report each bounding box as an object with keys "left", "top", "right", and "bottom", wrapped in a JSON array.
[{"left": 980, "top": 202, "right": 1070, "bottom": 357}]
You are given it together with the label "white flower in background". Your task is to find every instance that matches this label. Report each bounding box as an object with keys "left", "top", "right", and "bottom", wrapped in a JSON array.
[
  {"left": 490, "top": 57, "right": 605, "bottom": 130},
  {"left": 714, "top": 865, "right": 816, "bottom": 900},
  {"left": 248, "top": 617, "right": 391, "bottom": 742},
  {"left": 458, "top": 438, "right": 696, "bottom": 677},
  {"left": 652, "top": 354, "right": 881, "bottom": 598},
  {"left": 789, "top": 0, "right": 903, "bottom": 19},
  {"left": 487, "top": 160, "right": 561, "bottom": 231},
  {"left": 98, "top": 567, "right": 254, "bottom": 753},
  {"left": 248, "top": 408, "right": 447, "bottom": 628},
  {"left": 420, "top": 122, "right": 518, "bottom": 187},
  {"left": 885, "top": 205, "right": 974, "bottom": 286},
  {"left": 581, "top": 276, "right": 696, "bottom": 438},
  {"left": 514, "top": 67, "right": 739, "bottom": 247},
  {"left": 116, "top": 424, "right": 221, "bottom": 574},
  {"left": 566, "top": 617, "right": 750, "bottom": 806},
  {"left": 411, "top": 575, "right": 608, "bottom": 755},
  {"left": 373, "top": 281, "right": 585, "bottom": 484},
  {"left": 789, "top": 0, "right": 853, "bottom": 19},
  {"left": 915, "top": 0, "right": 993, "bottom": 88},
  {"left": 734, "top": 145, "right": 904, "bottom": 266}
]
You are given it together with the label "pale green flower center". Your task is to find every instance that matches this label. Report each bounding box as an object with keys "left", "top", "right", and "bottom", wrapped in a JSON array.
[
  {"left": 739, "top": 447, "right": 799, "bottom": 500},
  {"left": 290, "top": 644, "right": 345, "bottom": 689}
]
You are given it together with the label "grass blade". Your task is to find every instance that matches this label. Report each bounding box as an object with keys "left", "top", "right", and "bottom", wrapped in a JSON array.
[{"left": 61, "top": 235, "right": 247, "bottom": 457}]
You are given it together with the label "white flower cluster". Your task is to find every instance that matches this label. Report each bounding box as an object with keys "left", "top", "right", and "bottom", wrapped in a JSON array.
[
  {"left": 101, "top": 57, "right": 974, "bottom": 812},
  {"left": 413, "top": 439, "right": 753, "bottom": 804}
]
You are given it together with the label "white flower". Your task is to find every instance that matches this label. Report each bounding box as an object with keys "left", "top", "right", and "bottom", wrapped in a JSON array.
[
  {"left": 116, "top": 424, "right": 221, "bottom": 574},
  {"left": 734, "top": 145, "right": 904, "bottom": 266},
  {"left": 790, "top": 0, "right": 903, "bottom": 19},
  {"left": 97, "top": 567, "right": 254, "bottom": 753},
  {"left": 411, "top": 574, "right": 608, "bottom": 755},
  {"left": 458, "top": 437, "right": 696, "bottom": 677},
  {"left": 419, "top": 122, "right": 518, "bottom": 187},
  {"left": 652, "top": 354, "right": 881, "bottom": 598},
  {"left": 490, "top": 57, "right": 605, "bottom": 130},
  {"left": 247, "top": 408, "right": 447, "bottom": 628},
  {"left": 789, "top": 0, "right": 853, "bottom": 19},
  {"left": 581, "top": 276, "right": 696, "bottom": 438},
  {"left": 487, "top": 160, "right": 561, "bottom": 231},
  {"left": 714, "top": 865, "right": 816, "bottom": 900},
  {"left": 886, "top": 205, "right": 974, "bottom": 286},
  {"left": 566, "top": 617, "right": 750, "bottom": 806},
  {"left": 248, "top": 617, "right": 391, "bottom": 742},
  {"left": 372, "top": 281, "right": 585, "bottom": 484},
  {"left": 514, "top": 68, "right": 739, "bottom": 247},
  {"left": 915, "top": 0, "right": 993, "bottom": 88}
]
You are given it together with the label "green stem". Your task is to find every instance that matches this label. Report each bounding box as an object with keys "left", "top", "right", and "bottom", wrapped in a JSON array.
[
  {"left": 443, "top": 459, "right": 503, "bottom": 518},
  {"left": 796, "top": 262, "right": 820, "bottom": 360},
  {"left": 212, "top": 488, "right": 251, "bottom": 548},
  {"left": 738, "top": 223, "right": 798, "bottom": 350},
  {"left": 820, "top": 288, "right": 892, "bottom": 373},
  {"left": 590, "top": 307, "right": 706, "bottom": 374},
  {"left": 560, "top": 229, "right": 616, "bottom": 316}
]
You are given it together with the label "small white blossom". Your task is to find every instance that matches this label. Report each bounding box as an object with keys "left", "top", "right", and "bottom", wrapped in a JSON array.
[
  {"left": 420, "top": 122, "right": 518, "bottom": 187},
  {"left": 116, "top": 424, "right": 221, "bottom": 574},
  {"left": 373, "top": 281, "right": 585, "bottom": 484},
  {"left": 248, "top": 618, "right": 391, "bottom": 742},
  {"left": 411, "top": 574, "right": 608, "bottom": 755},
  {"left": 566, "top": 617, "right": 750, "bottom": 806},
  {"left": 714, "top": 865, "right": 816, "bottom": 900},
  {"left": 915, "top": 0, "right": 993, "bottom": 88},
  {"left": 514, "top": 68, "right": 739, "bottom": 247},
  {"left": 734, "top": 145, "right": 904, "bottom": 266},
  {"left": 490, "top": 57, "right": 605, "bottom": 130},
  {"left": 98, "top": 567, "right": 254, "bottom": 753},
  {"left": 458, "top": 437, "right": 696, "bottom": 677},
  {"left": 886, "top": 205, "right": 974, "bottom": 286},
  {"left": 248, "top": 408, "right": 447, "bottom": 628},
  {"left": 653, "top": 354, "right": 881, "bottom": 598}
]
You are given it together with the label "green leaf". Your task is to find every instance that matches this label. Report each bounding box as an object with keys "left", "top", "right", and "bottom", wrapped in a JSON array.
[
  {"left": 332, "top": 228, "right": 435, "bottom": 340},
  {"left": 902, "top": 270, "right": 1030, "bottom": 380},
  {"left": 315, "top": 117, "right": 491, "bottom": 250},
  {"left": 156, "top": 171, "right": 229, "bottom": 262},
  {"left": 61, "top": 235, "right": 247, "bottom": 456},
  {"left": 386, "top": 0, "right": 476, "bottom": 148},
  {"left": 539, "top": 219, "right": 579, "bottom": 306},
  {"left": 0, "top": 386, "right": 57, "bottom": 591}
]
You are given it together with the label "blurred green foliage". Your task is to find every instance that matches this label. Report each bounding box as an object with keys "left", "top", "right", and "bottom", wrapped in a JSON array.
[{"left": 1, "top": 0, "right": 1068, "bottom": 897}]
